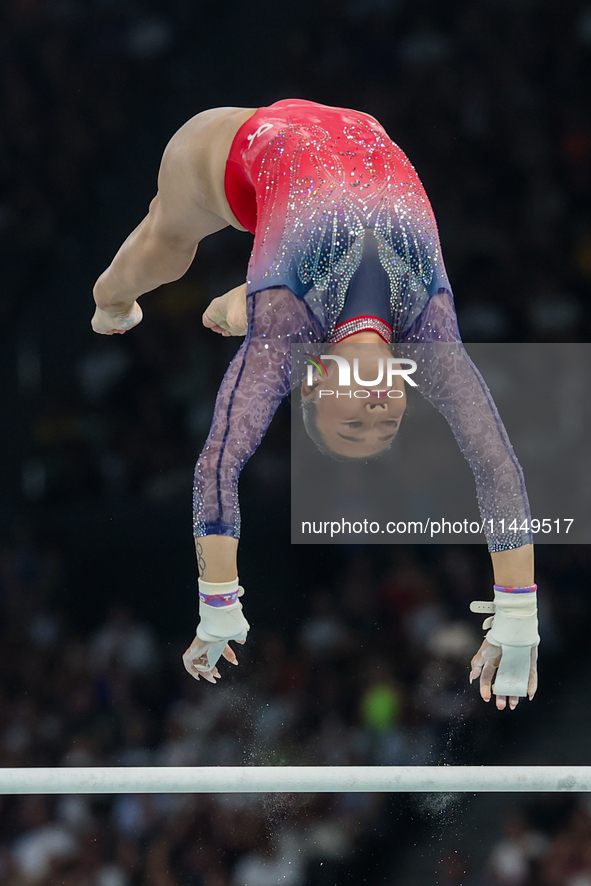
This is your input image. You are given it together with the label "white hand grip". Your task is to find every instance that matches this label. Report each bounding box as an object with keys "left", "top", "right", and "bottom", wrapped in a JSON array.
[
  {"left": 195, "top": 580, "right": 250, "bottom": 672},
  {"left": 493, "top": 645, "right": 532, "bottom": 697},
  {"left": 193, "top": 628, "right": 249, "bottom": 672},
  {"left": 194, "top": 603, "right": 250, "bottom": 673},
  {"left": 486, "top": 590, "right": 539, "bottom": 649},
  {"left": 470, "top": 592, "right": 539, "bottom": 647}
]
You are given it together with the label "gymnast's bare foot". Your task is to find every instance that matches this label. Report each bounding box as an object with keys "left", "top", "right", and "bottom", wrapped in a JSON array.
[
  {"left": 92, "top": 302, "right": 143, "bottom": 335},
  {"left": 202, "top": 284, "right": 247, "bottom": 336}
]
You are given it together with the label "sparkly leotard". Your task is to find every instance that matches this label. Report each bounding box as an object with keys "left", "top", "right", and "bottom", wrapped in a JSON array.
[{"left": 194, "top": 99, "right": 533, "bottom": 552}]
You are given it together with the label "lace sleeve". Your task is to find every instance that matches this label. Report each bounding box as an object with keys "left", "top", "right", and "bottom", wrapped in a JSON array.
[
  {"left": 399, "top": 288, "right": 533, "bottom": 552},
  {"left": 193, "top": 287, "right": 322, "bottom": 538}
]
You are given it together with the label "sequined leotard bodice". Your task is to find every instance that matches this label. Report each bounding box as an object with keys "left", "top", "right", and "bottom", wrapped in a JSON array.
[{"left": 194, "top": 99, "right": 533, "bottom": 552}]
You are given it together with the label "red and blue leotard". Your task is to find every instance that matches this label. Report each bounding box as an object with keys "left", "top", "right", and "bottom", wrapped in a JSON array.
[{"left": 193, "top": 100, "right": 532, "bottom": 552}]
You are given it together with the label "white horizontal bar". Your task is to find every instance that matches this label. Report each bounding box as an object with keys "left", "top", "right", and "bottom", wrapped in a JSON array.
[{"left": 0, "top": 767, "right": 588, "bottom": 795}]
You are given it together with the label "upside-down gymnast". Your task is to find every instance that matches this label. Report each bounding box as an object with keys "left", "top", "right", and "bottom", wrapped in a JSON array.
[{"left": 92, "top": 99, "right": 539, "bottom": 711}]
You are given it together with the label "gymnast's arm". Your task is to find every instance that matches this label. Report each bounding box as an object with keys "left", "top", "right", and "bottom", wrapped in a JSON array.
[
  {"left": 92, "top": 121, "right": 229, "bottom": 334},
  {"left": 194, "top": 288, "right": 322, "bottom": 583},
  {"left": 400, "top": 289, "right": 534, "bottom": 578},
  {"left": 181, "top": 288, "right": 322, "bottom": 682},
  {"left": 400, "top": 289, "right": 536, "bottom": 709}
]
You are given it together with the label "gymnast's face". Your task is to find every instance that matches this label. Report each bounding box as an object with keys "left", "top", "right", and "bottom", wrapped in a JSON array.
[{"left": 301, "top": 339, "right": 407, "bottom": 458}]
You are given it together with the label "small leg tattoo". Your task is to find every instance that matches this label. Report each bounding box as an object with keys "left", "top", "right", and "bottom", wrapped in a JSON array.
[{"left": 196, "top": 541, "right": 206, "bottom": 577}]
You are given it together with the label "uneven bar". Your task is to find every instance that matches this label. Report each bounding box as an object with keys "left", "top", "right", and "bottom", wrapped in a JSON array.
[{"left": 0, "top": 767, "right": 589, "bottom": 795}]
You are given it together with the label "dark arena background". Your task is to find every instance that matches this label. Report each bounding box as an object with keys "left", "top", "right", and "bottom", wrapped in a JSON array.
[{"left": 1, "top": 1, "right": 591, "bottom": 884}]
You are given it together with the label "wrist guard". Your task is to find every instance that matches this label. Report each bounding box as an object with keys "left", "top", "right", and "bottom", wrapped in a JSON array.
[
  {"left": 470, "top": 585, "right": 539, "bottom": 697},
  {"left": 196, "top": 578, "right": 249, "bottom": 643}
]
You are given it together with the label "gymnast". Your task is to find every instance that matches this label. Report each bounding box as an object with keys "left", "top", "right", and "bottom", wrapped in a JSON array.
[{"left": 92, "top": 99, "right": 539, "bottom": 710}]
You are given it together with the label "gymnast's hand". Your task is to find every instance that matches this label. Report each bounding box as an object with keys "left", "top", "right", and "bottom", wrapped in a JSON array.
[
  {"left": 203, "top": 283, "right": 248, "bottom": 337},
  {"left": 469, "top": 638, "right": 538, "bottom": 711},
  {"left": 182, "top": 634, "right": 245, "bottom": 684},
  {"left": 91, "top": 302, "right": 143, "bottom": 335}
]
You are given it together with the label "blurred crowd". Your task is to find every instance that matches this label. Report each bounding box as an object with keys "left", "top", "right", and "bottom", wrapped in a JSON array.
[
  {"left": 1, "top": 0, "right": 590, "bottom": 509},
  {"left": 434, "top": 797, "right": 591, "bottom": 886},
  {"left": 480, "top": 797, "right": 591, "bottom": 886},
  {"left": 0, "top": 526, "right": 589, "bottom": 884}
]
